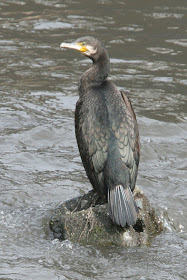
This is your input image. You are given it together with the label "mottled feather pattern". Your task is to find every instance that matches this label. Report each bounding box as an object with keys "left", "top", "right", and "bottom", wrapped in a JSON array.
[
  {"left": 75, "top": 94, "right": 109, "bottom": 195},
  {"left": 75, "top": 76, "right": 139, "bottom": 225},
  {"left": 76, "top": 82, "right": 139, "bottom": 197},
  {"left": 106, "top": 86, "right": 139, "bottom": 191}
]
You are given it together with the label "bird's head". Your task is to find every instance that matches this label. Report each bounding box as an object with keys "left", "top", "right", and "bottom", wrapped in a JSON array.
[{"left": 60, "top": 36, "right": 103, "bottom": 61}]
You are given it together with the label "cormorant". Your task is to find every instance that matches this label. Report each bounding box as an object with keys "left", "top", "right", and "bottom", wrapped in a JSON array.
[{"left": 60, "top": 36, "right": 140, "bottom": 227}]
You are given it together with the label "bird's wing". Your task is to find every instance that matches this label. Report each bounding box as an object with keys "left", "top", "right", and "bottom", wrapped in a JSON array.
[
  {"left": 115, "top": 90, "right": 140, "bottom": 190},
  {"left": 75, "top": 99, "right": 108, "bottom": 195},
  {"left": 75, "top": 90, "right": 140, "bottom": 194}
]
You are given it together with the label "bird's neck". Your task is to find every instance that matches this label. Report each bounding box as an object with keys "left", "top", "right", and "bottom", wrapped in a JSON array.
[{"left": 79, "top": 50, "right": 110, "bottom": 95}]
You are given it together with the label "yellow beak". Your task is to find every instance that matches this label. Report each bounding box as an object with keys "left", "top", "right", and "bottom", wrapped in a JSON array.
[{"left": 60, "top": 42, "right": 87, "bottom": 53}]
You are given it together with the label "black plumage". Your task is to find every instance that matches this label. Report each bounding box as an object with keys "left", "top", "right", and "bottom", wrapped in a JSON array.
[{"left": 60, "top": 36, "right": 140, "bottom": 227}]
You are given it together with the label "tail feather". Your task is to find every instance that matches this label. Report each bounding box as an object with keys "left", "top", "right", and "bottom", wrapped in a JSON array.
[
  {"left": 108, "top": 185, "right": 138, "bottom": 227},
  {"left": 119, "top": 187, "right": 132, "bottom": 226}
]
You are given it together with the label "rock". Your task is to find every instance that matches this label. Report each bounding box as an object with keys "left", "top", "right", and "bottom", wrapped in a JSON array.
[{"left": 49, "top": 186, "right": 163, "bottom": 246}]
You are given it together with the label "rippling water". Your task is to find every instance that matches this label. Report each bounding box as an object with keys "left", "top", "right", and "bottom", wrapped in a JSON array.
[{"left": 0, "top": 0, "right": 187, "bottom": 279}]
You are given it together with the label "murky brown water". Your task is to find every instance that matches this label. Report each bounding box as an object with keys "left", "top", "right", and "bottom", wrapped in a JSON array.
[{"left": 0, "top": 0, "right": 187, "bottom": 279}]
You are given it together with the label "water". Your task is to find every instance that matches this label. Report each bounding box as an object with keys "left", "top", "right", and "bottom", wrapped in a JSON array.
[{"left": 0, "top": 0, "right": 187, "bottom": 279}]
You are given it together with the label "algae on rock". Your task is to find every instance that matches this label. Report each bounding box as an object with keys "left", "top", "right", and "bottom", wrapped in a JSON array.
[{"left": 50, "top": 186, "right": 163, "bottom": 247}]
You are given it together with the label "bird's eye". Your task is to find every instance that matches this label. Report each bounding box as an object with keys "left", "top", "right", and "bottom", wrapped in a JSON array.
[{"left": 82, "top": 43, "right": 85, "bottom": 46}]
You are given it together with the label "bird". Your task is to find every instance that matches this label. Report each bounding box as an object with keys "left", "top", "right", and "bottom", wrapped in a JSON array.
[{"left": 60, "top": 36, "right": 140, "bottom": 227}]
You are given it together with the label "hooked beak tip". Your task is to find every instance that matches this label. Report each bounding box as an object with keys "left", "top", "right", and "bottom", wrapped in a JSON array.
[{"left": 60, "top": 42, "right": 69, "bottom": 48}]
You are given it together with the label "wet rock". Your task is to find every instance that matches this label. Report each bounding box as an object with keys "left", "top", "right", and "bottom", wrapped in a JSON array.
[{"left": 50, "top": 186, "right": 163, "bottom": 246}]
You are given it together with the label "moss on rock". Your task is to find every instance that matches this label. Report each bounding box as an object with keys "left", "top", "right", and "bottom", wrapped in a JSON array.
[{"left": 50, "top": 186, "right": 163, "bottom": 247}]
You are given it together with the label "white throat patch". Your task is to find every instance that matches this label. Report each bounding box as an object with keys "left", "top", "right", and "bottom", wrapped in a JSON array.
[{"left": 85, "top": 45, "right": 97, "bottom": 56}]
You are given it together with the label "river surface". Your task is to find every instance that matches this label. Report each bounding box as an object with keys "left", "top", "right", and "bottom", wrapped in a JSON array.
[{"left": 0, "top": 0, "right": 187, "bottom": 279}]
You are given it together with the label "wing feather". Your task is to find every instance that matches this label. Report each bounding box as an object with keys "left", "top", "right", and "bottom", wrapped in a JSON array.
[
  {"left": 112, "top": 90, "right": 140, "bottom": 191},
  {"left": 75, "top": 88, "right": 140, "bottom": 196},
  {"left": 75, "top": 99, "right": 108, "bottom": 195}
]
